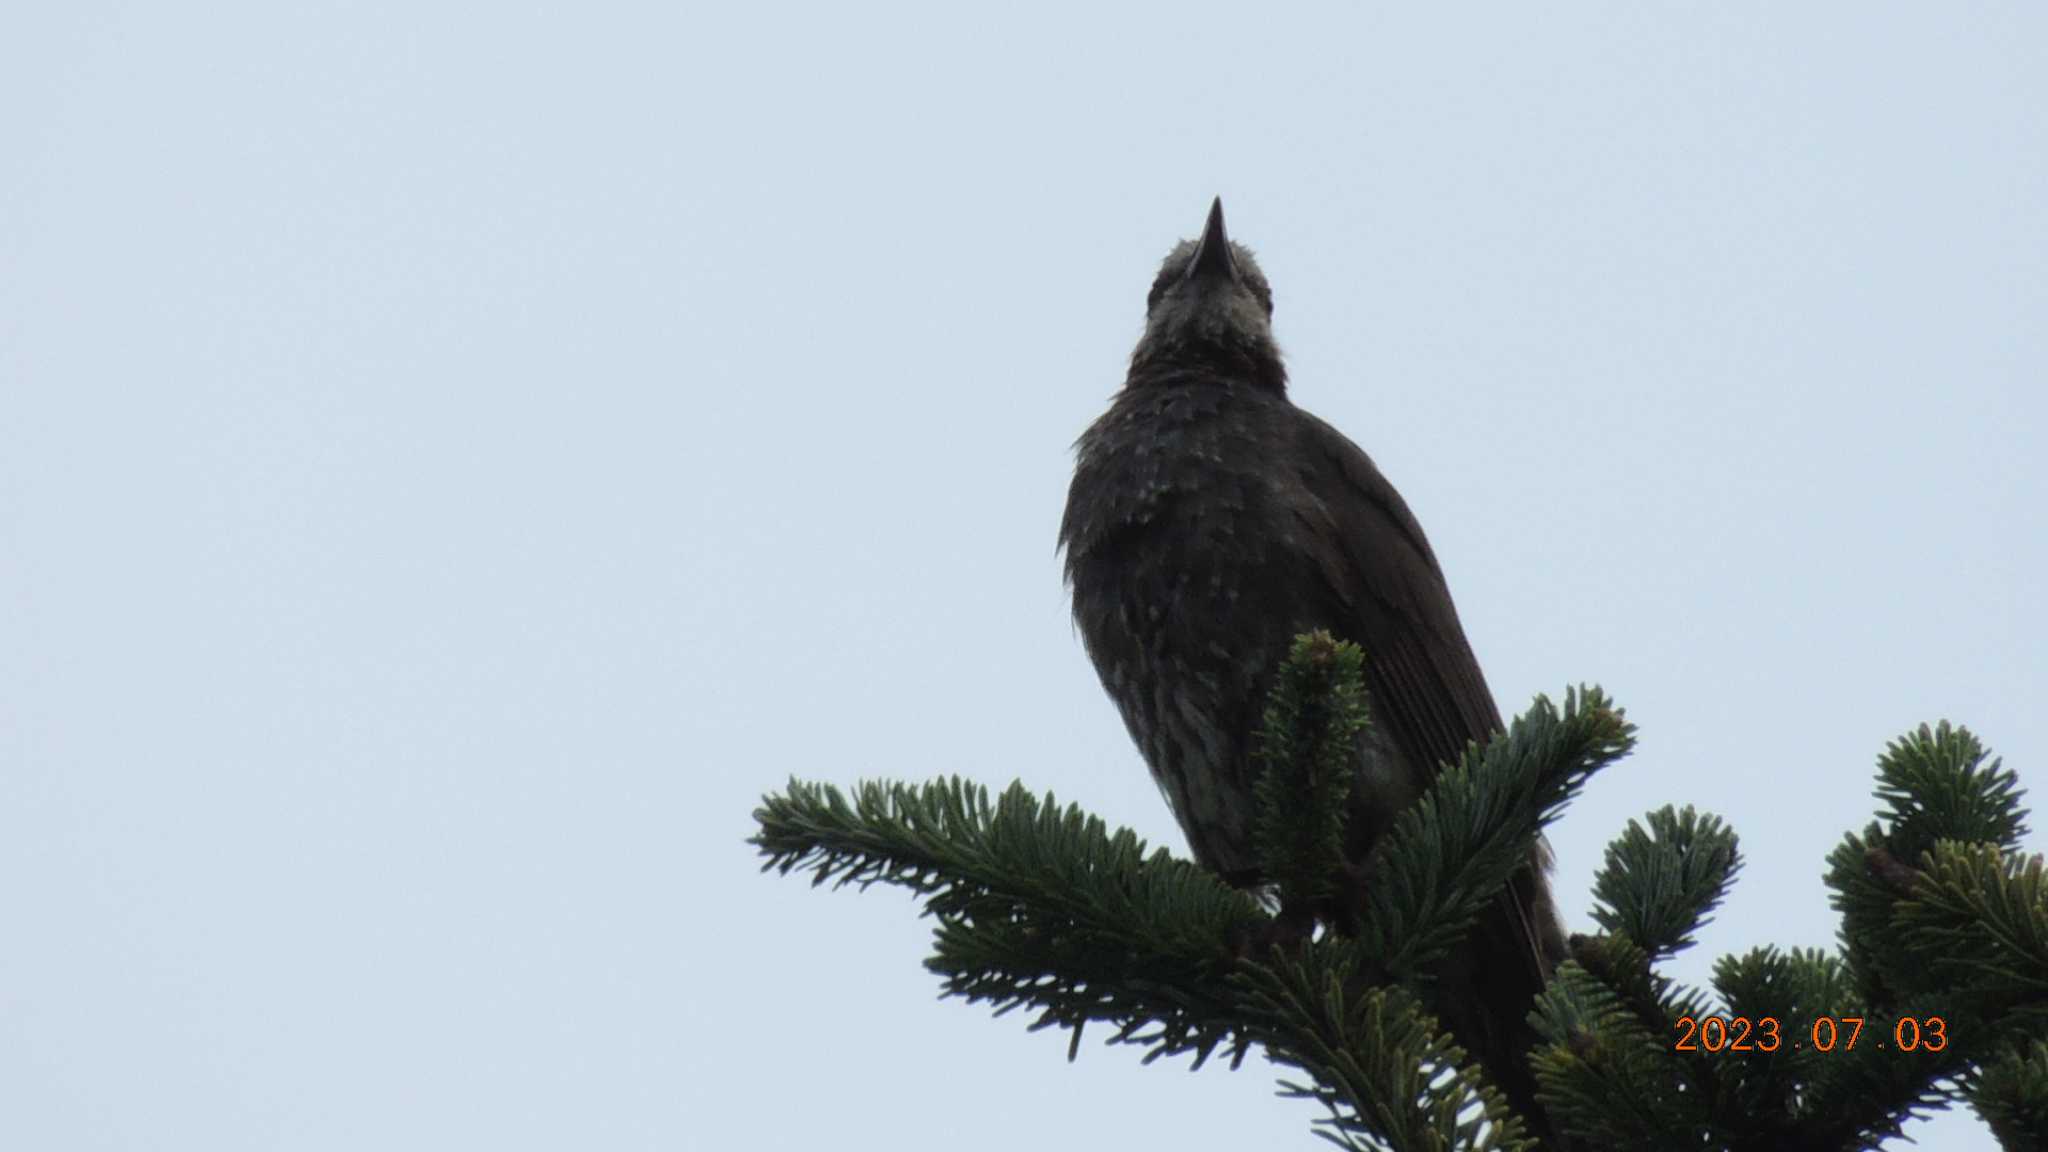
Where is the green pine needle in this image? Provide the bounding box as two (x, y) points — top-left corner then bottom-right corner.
(750, 665), (2045, 1152)
(1357, 686), (1635, 981)
(1972, 1040), (2048, 1148)
(1876, 722), (2029, 853)
(1253, 631), (1369, 913)
(1591, 805), (1740, 959)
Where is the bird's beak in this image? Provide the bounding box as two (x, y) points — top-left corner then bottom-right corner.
(1185, 197), (1238, 283)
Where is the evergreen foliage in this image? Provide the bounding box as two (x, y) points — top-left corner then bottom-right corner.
(1253, 632), (1368, 916)
(751, 633), (2048, 1150)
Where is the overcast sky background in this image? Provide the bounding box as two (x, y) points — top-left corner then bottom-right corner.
(5, 4), (2044, 1150)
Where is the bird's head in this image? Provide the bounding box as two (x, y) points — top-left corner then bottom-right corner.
(1130, 198), (1282, 387)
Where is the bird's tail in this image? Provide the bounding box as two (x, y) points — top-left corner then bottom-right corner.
(1433, 855), (1570, 1149)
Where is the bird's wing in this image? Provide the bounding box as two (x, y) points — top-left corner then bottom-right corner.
(1290, 410), (1555, 989)
(1292, 410), (1504, 755)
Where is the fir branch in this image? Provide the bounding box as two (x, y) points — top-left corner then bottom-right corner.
(1789, 991), (1974, 1151)
(1830, 724), (2042, 1020)
(1356, 687), (1635, 982)
(1557, 933), (1719, 1130)
(754, 773), (1532, 1150)
(1529, 961), (1713, 1147)
(1875, 722), (2029, 853)
(751, 667), (2043, 1151)
(1892, 842), (2048, 1022)
(1707, 946), (1857, 1146)
(1794, 723), (2045, 1147)
(1254, 631), (1369, 913)
(1591, 805), (1740, 960)
(1970, 1039), (2048, 1149)
(1236, 949), (1531, 1152)
(1566, 933), (1714, 1050)
(754, 776), (1264, 1065)
(1827, 823), (1923, 1006)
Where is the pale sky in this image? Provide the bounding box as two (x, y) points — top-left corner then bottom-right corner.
(5, 4), (2043, 1150)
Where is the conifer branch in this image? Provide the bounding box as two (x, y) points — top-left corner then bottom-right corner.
(1875, 722), (2029, 853)
(751, 646), (2046, 1151)
(1355, 686), (1635, 982)
(1254, 631), (1368, 914)
(1530, 961), (1713, 1146)
(755, 775), (1265, 1065)
(1891, 842), (2048, 1031)
(1592, 805), (1740, 960)
(1237, 951), (1529, 1151)
(1971, 1039), (2048, 1148)
(1709, 946), (1856, 1138)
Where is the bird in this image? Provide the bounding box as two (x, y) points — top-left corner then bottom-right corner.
(1057, 198), (1567, 1129)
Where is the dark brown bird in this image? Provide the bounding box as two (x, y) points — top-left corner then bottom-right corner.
(1058, 198), (1566, 1128)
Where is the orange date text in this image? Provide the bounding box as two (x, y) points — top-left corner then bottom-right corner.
(1672, 1015), (1947, 1053)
